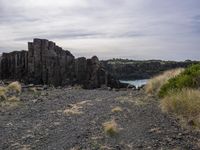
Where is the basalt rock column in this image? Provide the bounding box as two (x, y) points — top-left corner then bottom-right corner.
(0, 38), (125, 88)
(75, 57), (87, 84)
(75, 56), (109, 89)
(0, 51), (28, 80)
(28, 39), (75, 86)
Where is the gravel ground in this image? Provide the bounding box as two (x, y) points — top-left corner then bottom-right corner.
(0, 88), (200, 150)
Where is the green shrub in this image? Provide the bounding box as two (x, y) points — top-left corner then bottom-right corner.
(159, 63), (200, 97)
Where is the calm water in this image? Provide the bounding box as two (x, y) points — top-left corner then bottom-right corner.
(120, 79), (148, 88)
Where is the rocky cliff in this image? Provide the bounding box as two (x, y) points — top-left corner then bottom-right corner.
(102, 59), (198, 80)
(0, 39), (122, 88)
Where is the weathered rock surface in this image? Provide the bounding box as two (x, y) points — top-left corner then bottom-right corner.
(0, 39), (123, 89)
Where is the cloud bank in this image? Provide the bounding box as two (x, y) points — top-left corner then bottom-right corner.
(0, 0), (200, 60)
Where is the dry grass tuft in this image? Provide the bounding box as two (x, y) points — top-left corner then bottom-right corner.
(103, 120), (119, 136)
(64, 104), (83, 115)
(145, 68), (184, 95)
(0, 87), (7, 101)
(8, 96), (20, 102)
(0, 82), (22, 108)
(29, 87), (37, 93)
(111, 106), (123, 113)
(160, 89), (200, 128)
(64, 100), (91, 115)
(7, 81), (22, 93)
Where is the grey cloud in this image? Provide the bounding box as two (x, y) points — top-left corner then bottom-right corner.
(0, 0), (200, 60)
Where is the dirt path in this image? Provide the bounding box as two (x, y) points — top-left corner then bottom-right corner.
(0, 88), (200, 150)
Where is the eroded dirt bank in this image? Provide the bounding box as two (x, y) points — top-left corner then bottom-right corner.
(0, 88), (200, 150)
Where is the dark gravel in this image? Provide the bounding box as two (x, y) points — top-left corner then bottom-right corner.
(0, 88), (200, 150)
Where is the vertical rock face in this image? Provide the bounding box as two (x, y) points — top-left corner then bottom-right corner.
(0, 51), (28, 80)
(85, 56), (107, 88)
(75, 57), (87, 84)
(0, 38), (122, 88)
(27, 39), (75, 86)
(74, 56), (109, 88)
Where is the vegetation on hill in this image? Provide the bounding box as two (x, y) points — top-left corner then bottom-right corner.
(145, 63), (200, 129)
(145, 68), (184, 94)
(160, 89), (200, 128)
(159, 63), (200, 97)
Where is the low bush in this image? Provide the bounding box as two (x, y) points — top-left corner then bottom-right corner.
(159, 64), (200, 97)
(160, 89), (200, 128)
(145, 68), (184, 94)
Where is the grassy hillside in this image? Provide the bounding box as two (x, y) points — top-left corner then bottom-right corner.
(159, 64), (200, 97)
(145, 63), (200, 129)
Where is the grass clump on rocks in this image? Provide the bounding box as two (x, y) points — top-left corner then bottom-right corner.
(0, 81), (22, 107)
(0, 87), (7, 101)
(111, 106), (123, 113)
(7, 81), (22, 94)
(103, 119), (119, 136)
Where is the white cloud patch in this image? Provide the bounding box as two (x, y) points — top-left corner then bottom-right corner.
(0, 0), (200, 60)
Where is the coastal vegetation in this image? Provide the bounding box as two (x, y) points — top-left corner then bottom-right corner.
(145, 68), (184, 95)
(159, 64), (200, 97)
(146, 63), (200, 129)
(160, 89), (200, 128)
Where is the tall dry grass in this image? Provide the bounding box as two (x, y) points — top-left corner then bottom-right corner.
(145, 68), (184, 95)
(160, 89), (200, 128)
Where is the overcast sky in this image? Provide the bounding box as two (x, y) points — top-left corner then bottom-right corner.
(0, 0), (200, 60)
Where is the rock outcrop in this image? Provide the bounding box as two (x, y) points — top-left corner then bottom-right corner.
(27, 39), (75, 86)
(76, 56), (107, 88)
(0, 39), (123, 89)
(0, 51), (28, 80)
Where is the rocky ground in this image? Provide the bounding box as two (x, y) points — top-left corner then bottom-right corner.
(0, 87), (200, 150)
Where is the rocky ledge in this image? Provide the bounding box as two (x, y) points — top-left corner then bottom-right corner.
(0, 39), (125, 89)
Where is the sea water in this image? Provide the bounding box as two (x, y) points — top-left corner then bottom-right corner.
(120, 79), (148, 89)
